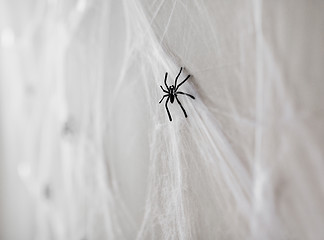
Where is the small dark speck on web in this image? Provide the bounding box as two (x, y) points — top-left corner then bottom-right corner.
(62, 117), (77, 136)
(43, 184), (52, 199)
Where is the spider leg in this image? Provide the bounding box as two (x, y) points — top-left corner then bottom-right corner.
(176, 74), (191, 91)
(159, 94), (168, 103)
(164, 72), (169, 90)
(160, 85), (168, 93)
(176, 91), (195, 99)
(165, 97), (172, 121)
(174, 67), (182, 88)
(175, 95), (187, 118)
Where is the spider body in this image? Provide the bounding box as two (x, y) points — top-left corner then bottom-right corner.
(169, 86), (175, 103)
(159, 67), (195, 121)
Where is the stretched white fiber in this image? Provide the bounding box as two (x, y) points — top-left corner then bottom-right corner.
(0, 0), (324, 240)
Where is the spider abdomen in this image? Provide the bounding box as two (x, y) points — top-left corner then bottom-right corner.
(170, 94), (175, 103)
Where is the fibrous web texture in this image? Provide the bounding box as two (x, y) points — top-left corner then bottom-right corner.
(0, 0), (324, 239)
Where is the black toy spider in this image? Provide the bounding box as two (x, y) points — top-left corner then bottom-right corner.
(159, 67), (195, 121)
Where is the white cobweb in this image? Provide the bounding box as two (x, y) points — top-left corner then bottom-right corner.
(0, 0), (324, 239)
